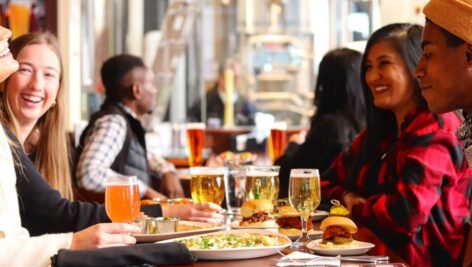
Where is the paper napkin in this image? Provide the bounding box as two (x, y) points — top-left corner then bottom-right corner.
(276, 251), (341, 267)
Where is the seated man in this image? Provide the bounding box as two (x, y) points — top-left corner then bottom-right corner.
(76, 54), (184, 201)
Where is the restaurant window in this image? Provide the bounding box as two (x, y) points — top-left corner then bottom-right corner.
(78, 0), (383, 128)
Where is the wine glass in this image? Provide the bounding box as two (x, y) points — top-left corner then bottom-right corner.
(288, 169), (320, 250)
(105, 175), (141, 222)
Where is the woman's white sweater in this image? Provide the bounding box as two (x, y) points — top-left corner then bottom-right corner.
(0, 126), (72, 267)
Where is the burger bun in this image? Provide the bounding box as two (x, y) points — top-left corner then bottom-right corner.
(239, 219), (279, 228)
(320, 216), (357, 233)
(277, 205), (299, 217)
(241, 199), (274, 218)
(278, 227), (301, 235)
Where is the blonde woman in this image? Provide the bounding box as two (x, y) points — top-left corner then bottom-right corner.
(0, 26), (147, 267)
(0, 33), (223, 236)
(0, 32), (73, 200)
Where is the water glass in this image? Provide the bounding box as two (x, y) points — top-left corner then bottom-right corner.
(224, 160), (246, 216)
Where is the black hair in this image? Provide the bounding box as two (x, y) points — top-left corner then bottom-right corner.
(313, 48), (365, 132)
(347, 23), (424, 188)
(100, 54), (146, 103)
(425, 18), (466, 47)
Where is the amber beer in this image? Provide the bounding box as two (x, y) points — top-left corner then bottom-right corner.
(268, 122), (287, 163)
(186, 123), (205, 166)
(105, 176), (141, 222)
(8, 2), (31, 39)
(190, 167), (226, 205)
(245, 166), (280, 203)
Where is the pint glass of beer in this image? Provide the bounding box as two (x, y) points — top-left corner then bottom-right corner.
(245, 165), (280, 203)
(268, 122), (287, 163)
(190, 166), (226, 205)
(105, 176), (141, 222)
(8, 1), (31, 39)
(186, 123), (205, 166)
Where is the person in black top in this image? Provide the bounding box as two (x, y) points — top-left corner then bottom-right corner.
(276, 48), (366, 198)
(12, 124), (223, 236)
(188, 66), (256, 126)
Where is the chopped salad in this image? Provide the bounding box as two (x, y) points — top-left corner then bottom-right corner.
(178, 233), (287, 249)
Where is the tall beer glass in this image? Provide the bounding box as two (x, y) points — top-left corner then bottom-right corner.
(105, 176), (141, 223)
(190, 166), (226, 205)
(245, 166), (280, 203)
(8, 1), (31, 39)
(186, 123), (205, 166)
(289, 169), (320, 250)
(268, 122), (287, 163)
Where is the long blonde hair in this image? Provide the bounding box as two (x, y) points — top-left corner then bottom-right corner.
(0, 32), (73, 200)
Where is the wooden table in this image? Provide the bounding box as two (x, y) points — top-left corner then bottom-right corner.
(167, 223), (408, 267)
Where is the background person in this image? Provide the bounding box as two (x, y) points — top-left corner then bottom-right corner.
(275, 48), (366, 198)
(76, 54), (184, 201)
(188, 66), (256, 126)
(321, 23), (471, 266)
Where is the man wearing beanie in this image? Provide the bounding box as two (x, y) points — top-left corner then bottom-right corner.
(416, 0), (472, 163)
(415, 0), (472, 266)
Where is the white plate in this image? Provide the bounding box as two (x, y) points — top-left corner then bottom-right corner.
(159, 229), (291, 260)
(311, 210), (329, 221)
(133, 221), (225, 242)
(230, 220), (279, 231)
(307, 239), (375, 256)
(283, 229), (323, 241)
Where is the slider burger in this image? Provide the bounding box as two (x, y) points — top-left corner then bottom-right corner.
(276, 205), (313, 235)
(319, 216), (357, 248)
(239, 199), (278, 227)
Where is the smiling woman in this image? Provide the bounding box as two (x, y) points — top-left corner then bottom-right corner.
(0, 32), (73, 200)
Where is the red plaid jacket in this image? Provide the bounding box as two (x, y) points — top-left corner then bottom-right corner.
(322, 108), (472, 267)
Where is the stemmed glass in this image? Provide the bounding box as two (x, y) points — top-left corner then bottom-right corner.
(288, 169), (320, 250)
(105, 175), (141, 222)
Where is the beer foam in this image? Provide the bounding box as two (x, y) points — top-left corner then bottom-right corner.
(106, 182), (136, 186)
(290, 173), (319, 178)
(271, 121), (287, 130)
(186, 123), (205, 129)
(190, 167), (226, 175)
(246, 171), (279, 177)
(290, 169), (319, 178)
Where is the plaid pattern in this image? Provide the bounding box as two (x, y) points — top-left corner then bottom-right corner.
(322, 109), (472, 267)
(76, 113), (149, 196)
